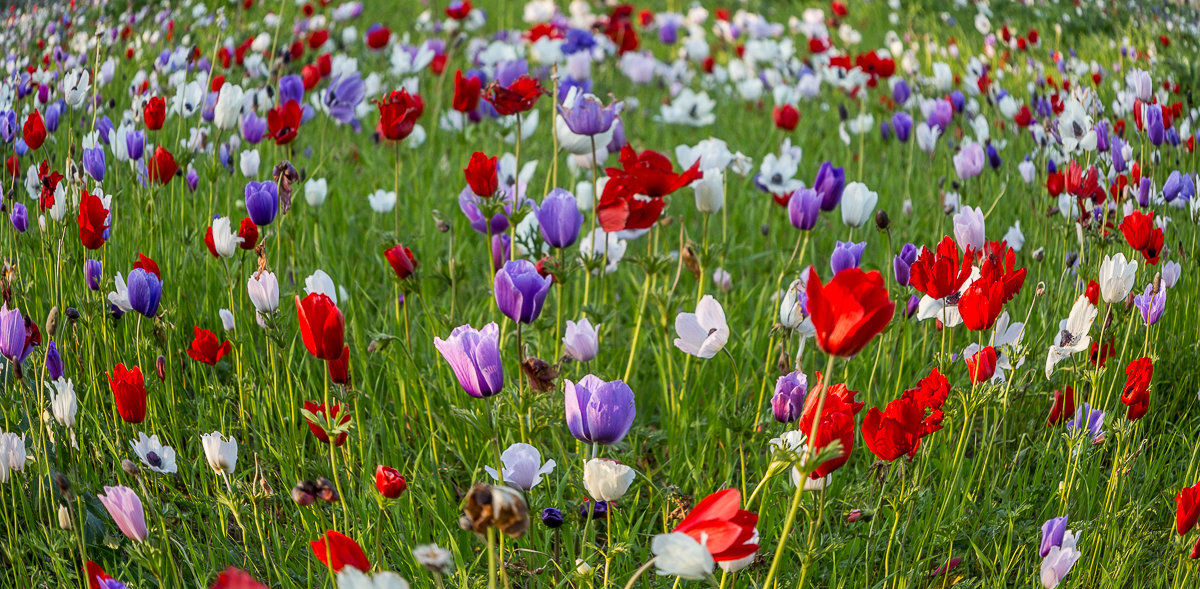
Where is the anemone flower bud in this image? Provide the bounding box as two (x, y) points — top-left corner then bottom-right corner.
(97, 485), (148, 542)
(565, 375), (636, 444)
(460, 483), (529, 538)
(582, 458), (635, 502)
(494, 260), (553, 324)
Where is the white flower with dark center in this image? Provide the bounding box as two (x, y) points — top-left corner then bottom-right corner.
(1045, 295), (1098, 378)
(673, 295), (729, 359)
(131, 432), (178, 474)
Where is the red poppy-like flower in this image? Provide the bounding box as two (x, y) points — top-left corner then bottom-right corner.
(795, 375), (862, 478)
(36, 160), (63, 212)
(909, 236), (973, 300)
(772, 104), (800, 131)
(375, 465), (408, 498)
(1119, 210), (1163, 265)
(377, 89), (424, 141)
(310, 530), (369, 573)
(148, 146), (178, 184)
(295, 293), (345, 361)
(84, 561), (113, 589)
(143, 96), (166, 130)
(304, 401), (351, 446)
(365, 26), (391, 50)
(596, 174), (665, 232)
(966, 346), (997, 383)
(1088, 337), (1115, 367)
(1046, 171), (1064, 196)
(238, 217), (259, 250)
(23, 109), (46, 150)
(1013, 105), (1033, 127)
(1083, 279), (1100, 305)
(187, 327), (232, 365)
(806, 267), (895, 358)
(78, 190), (110, 250)
(267, 99), (303, 145)
(906, 367), (951, 435)
(855, 50), (895, 78)
(108, 363), (147, 424)
(133, 253), (161, 278)
(445, 0), (472, 20)
(977, 241), (1027, 301)
(203, 225), (220, 258)
(607, 145), (702, 197)
(384, 244), (417, 279)
(862, 394), (926, 461)
(452, 70), (482, 113)
(603, 4), (639, 54)
(1048, 386), (1075, 425)
(463, 151), (499, 198)
(831, 0), (849, 17)
(483, 75), (545, 116)
(328, 346), (350, 385)
(211, 566), (268, 589)
(301, 64), (322, 89)
(1178, 480), (1200, 535)
(1119, 356), (1153, 420)
(307, 29), (329, 50)
(672, 489), (759, 561)
(958, 276), (1005, 332)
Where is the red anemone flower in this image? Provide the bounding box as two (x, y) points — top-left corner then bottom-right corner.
(310, 530), (369, 573)
(805, 267), (895, 358)
(463, 151), (499, 197)
(909, 236), (973, 300)
(148, 146), (178, 184)
(384, 244), (417, 279)
(143, 96), (166, 130)
(607, 145), (702, 197)
(966, 346), (998, 383)
(1048, 386), (1075, 425)
(108, 363), (147, 424)
(452, 70), (482, 113)
(483, 75), (545, 116)
(267, 99), (303, 145)
(78, 190), (111, 250)
(596, 174), (665, 232)
(377, 89), (425, 141)
(23, 109), (46, 150)
(304, 401), (351, 445)
(1119, 210), (1163, 265)
(862, 394), (925, 461)
(187, 326), (232, 365)
(1178, 480), (1200, 535)
(295, 293), (345, 361)
(672, 489), (759, 562)
(1119, 356), (1153, 420)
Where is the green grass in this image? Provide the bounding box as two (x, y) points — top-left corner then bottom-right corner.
(3, 0), (1200, 587)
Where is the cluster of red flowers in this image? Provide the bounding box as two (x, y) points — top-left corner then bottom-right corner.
(910, 236), (973, 301)
(862, 368), (951, 461)
(376, 89), (425, 142)
(1119, 356), (1154, 420)
(798, 373), (864, 478)
(960, 241), (1027, 331)
(595, 145), (703, 232)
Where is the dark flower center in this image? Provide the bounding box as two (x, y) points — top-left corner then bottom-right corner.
(1059, 329), (1076, 346)
(146, 451), (162, 467)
